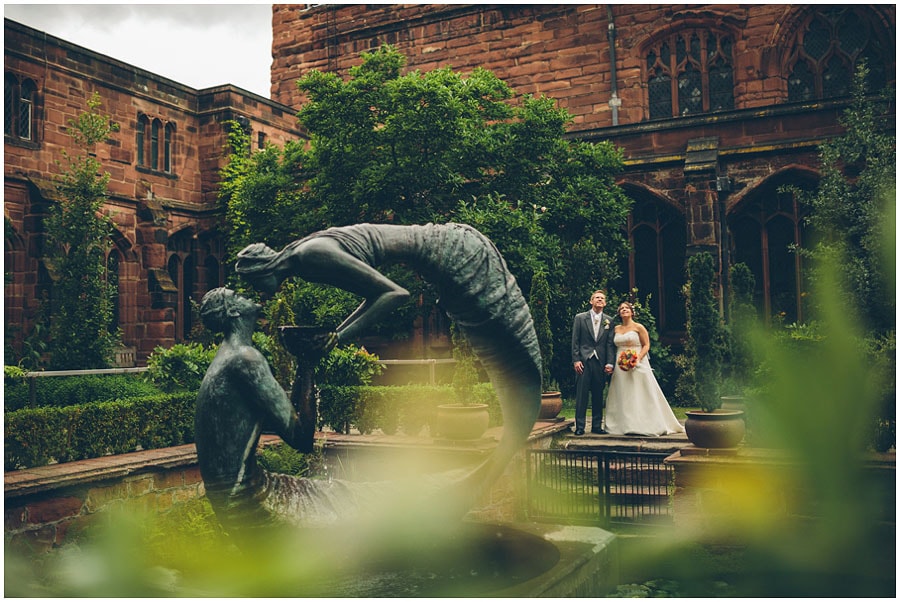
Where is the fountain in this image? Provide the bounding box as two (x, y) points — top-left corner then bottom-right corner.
(193, 224), (617, 595)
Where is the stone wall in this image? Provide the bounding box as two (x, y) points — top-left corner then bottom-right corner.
(5, 455), (204, 555)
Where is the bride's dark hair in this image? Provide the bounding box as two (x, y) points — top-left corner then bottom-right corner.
(617, 301), (635, 316)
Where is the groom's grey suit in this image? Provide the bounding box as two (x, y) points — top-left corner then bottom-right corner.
(571, 309), (617, 432)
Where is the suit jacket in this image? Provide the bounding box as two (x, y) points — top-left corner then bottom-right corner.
(571, 310), (617, 367)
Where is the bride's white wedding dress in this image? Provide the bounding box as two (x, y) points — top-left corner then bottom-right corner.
(605, 330), (684, 436)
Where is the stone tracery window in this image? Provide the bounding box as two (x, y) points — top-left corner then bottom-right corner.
(646, 30), (734, 120)
(787, 7), (890, 102)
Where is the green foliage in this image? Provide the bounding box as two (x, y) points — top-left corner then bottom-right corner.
(144, 343), (217, 393)
(793, 62), (895, 337)
(4, 373), (162, 412)
(723, 262), (757, 390)
(4, 365), (27, 385)
(44, 92), (120, 369)
(218, 45), (632, 383)
(5, 392), (195, 470)
(528, 271), (555, 391)
(607, 579), (684, 598)
(260, 284), (298, 388)
(9, 320), (49, 370)
(316, 343), (384, 388)
(449, 325), (482, 404)
(676, 252), (727, 411)
(257, 442), (325, 478)
(317, 383), (499, 436)
(783, 63), (895, 443)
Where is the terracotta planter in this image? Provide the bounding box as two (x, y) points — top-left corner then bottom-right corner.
(436, 403), (490, 440)
(538, 392), (563, 420)
(684, 409), (746, 448)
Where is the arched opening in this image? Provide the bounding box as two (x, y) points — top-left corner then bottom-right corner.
(728, 173), (817, 324)
(612, 189), (687, 339)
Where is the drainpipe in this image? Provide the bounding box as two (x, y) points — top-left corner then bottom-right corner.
(606, 6), (620, 126)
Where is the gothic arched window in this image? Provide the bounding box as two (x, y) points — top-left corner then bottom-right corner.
(612, 195), (687, 337)
(646, 30), (734, 120)
(728, 180), (815, 324)
(787, 7), (891, 102)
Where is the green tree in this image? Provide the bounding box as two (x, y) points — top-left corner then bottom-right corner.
(724, 262), (756, 390)
(795, 62), (895, 336)
(528, 271), (554, 391)
(676, 252), (727, 411)
(789, 63), (895, 447)
(220, 45), (632, 387)
(44, 92), (120, 369)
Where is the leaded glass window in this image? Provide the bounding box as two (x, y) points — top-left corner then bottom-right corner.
(787, 7), (890, 102)
(164, 122), (175, 172)
(5, 73), (38, 142)
(136, 114), (149, 166)
(150, 119), (160, 170)
(645, 30), (734, 120)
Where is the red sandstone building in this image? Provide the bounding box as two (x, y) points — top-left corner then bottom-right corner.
(4, 5), (895, 364)
(4, 18), (302, 364)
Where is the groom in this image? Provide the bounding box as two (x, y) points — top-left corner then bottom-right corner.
(571, 289), (616, 435)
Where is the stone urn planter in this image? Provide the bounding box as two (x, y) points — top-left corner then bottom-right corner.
(538, 391), (563, 420)
(436, 403), (490, 440)
(684, 409), (746, 449)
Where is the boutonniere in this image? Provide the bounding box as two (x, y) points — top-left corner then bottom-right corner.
(603, 319), (611, 330)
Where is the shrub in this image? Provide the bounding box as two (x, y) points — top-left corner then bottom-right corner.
(316, 344), (384, 388)
(5, 393), (195, 470)
(4, 373), (162, 412)
(145, 343), (216, 393)
(677, 252), (727, 411)
(317, 383), (499, 436)
(529, 271), (555, 391)
(258, 442), (325, 478)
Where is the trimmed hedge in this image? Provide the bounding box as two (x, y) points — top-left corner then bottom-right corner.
(5, 393), (195, 471)
(5, 383), (504, 470)
(318, 383), (500, 435)
(4, 372), (163, 412)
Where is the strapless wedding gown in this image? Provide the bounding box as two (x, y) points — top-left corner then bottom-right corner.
(604, 330), (684, 436)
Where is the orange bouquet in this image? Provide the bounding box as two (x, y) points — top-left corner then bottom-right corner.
(618, 349), (638, 371)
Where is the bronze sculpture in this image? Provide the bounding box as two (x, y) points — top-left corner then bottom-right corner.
(196, 223), (541, 536)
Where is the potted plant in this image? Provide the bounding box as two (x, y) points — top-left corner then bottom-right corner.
(529, 271), (563, 419)
(680, 252), (746, 448)
(435, 326), (490, 440)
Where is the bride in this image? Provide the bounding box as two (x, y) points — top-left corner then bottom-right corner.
(604, 302), (684, 437)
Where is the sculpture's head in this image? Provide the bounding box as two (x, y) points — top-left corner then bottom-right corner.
(200, 287), (259, 332)
(235, 243), (281, 296)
